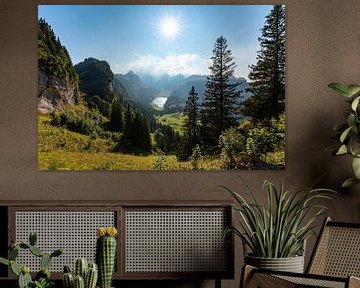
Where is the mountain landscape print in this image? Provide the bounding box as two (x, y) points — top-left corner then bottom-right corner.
(38, 5), (285, 170)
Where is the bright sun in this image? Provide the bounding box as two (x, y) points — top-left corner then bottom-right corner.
(160, 17), (179, 39)
(156, 13), (183, 42)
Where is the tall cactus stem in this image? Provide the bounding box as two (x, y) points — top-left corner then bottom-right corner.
(74, 258), (88, 280)
(96, 236), (116, 288)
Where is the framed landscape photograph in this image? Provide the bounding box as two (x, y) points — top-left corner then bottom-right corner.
(38, 4), (285, 170)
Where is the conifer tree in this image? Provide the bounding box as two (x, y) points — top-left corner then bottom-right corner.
(200, 36), (241, 153)
(184, 86), (199, 150)
(242, 5), (285, 122)
(121, 106), (152, 154)
(108, 98), (124, 132)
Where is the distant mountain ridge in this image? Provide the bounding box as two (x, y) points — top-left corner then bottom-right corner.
(115, 71), (252, 113)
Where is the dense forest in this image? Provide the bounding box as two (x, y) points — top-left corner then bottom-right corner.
(38, 5), (285, 170)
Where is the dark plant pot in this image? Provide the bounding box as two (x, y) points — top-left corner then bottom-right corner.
(245, 254), (304, 273)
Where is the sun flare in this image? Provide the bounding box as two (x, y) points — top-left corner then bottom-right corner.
(160, 16), (179, 39)
(156, 12), (184, 42)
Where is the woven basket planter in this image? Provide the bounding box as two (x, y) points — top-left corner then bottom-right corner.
(245, 254), (305, 273)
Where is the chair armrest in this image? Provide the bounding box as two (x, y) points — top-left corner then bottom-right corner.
(240, 265), (296, 288)
(349, 276), (360, 288)
(240, 265), (350, 288)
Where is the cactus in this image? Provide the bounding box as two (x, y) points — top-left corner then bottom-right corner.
(64, 265), (72, 273)
(10, 260), (20, 276)
(35, 268), (50, 281)
(74, 258), (87, 279)
(51, 248), (64, 257)
(63, 272), (74, 288)
(96, 227), (118, 288)
(0, 232), (63, 288)
(63, 259), (98, 288)
(18, 270), (32, 288)
(41, 253), (52, 270)
(29, 245), (44, 257)
(74, 275), (85, 288)
(9, 246), (19, 260)
(29, 232), (37, 246)
(85, 263), (98, 288)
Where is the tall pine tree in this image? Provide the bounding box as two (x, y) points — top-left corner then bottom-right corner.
(184, 86), (199, 150)
(108, 97), (124, 132)
(200, 36), (241, 153)
(121, 106), (152, 155)
(242, 5), (285, 122)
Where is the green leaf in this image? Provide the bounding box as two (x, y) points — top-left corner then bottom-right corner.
(347, 85), (360, 97)
(336, 144), (348, 155)
(342, 177), (360, 188)
(352, 157), (360, 179)
(347, 114), (356, 128)
(349, 135), (360, 156)
(340, 127), (352, 143)
(351, 96), (360, 111)
(328, 83), (351, 97)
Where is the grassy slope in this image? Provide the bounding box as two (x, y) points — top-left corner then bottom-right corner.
(39, 152), (194, 170)
(38, 114), (114, 153)
(156, 112), (185, 135)
(39, 113), (222, 170)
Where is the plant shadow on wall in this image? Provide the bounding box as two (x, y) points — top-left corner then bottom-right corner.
(37, 5), (286, 170)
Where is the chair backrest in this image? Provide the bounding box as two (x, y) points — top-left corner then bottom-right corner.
(307, 217), (360, 277)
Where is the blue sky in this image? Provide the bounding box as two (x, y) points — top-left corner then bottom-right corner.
(38, 5), (274, 77)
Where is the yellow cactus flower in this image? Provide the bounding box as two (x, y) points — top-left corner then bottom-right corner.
(96, 227), (118, 237)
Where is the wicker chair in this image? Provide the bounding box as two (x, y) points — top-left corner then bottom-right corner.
(241, 217), (360, 288)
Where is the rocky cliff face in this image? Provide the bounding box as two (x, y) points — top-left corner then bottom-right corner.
(38, 70), (79, 114)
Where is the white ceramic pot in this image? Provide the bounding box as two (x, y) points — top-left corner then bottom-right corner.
(245, 254), (305, 273)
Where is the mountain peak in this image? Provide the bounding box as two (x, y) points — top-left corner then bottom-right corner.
(126, 70), (136, 76)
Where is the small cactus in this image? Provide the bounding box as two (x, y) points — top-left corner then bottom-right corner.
(74, 275), (85, 288)
(10, 260), (20, 276)
(96, 227), (118, 288)
(63, 272), (74, 288)
(18, 269), (32, 288)
(9, 247), (19, 260)
(0, 232), (63, 288)
(29, 232), (37, 246)
(63, 259), (98, 288)
(51, 248), (64, 257)
(74, 258), (87, 279)
(41, 253), (52, 270)
(85, 263), (98, 288)
(29, 245), (44, 257)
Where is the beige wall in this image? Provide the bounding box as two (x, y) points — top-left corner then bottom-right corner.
(1, 0), (360, 287)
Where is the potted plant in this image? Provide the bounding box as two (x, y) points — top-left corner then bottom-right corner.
(223, 179), (334, 273)
(0, 232), (63, 288)
(328, 83), (360, 187)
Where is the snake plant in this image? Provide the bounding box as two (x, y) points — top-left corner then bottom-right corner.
(223, 179), (335, 258)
